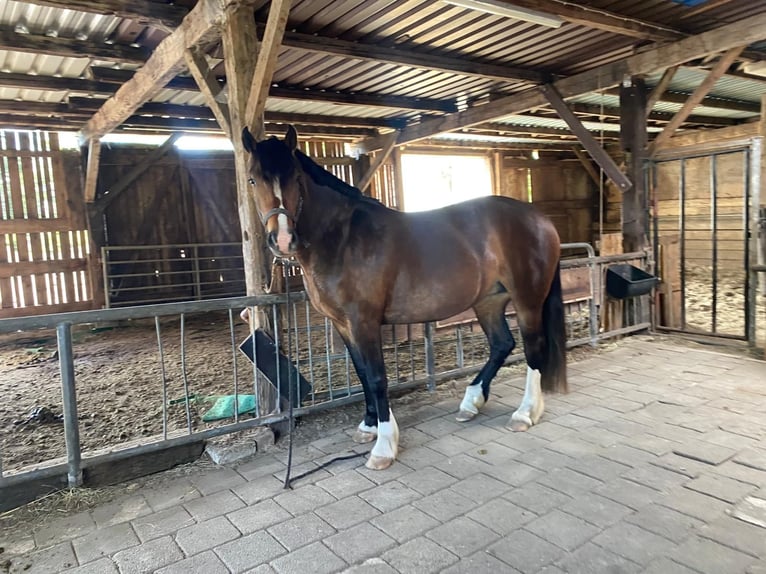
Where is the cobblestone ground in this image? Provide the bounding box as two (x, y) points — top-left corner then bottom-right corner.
(2, 338), (765, 574)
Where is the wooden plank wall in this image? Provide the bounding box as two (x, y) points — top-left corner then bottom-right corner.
(0, 131), (100, 318)
(498, 157), (595, 245)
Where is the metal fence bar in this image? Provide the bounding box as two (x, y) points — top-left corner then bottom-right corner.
(57, 322), (82, 487)
(424, 322), (436, 391)
(155, 316), (169, 440)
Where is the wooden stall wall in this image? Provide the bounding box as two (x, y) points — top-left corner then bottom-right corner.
(498, 156), (596, 245)
(0, 130), (101, 318)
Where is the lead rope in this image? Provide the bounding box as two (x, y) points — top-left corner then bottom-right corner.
(280, 258), (368, 490)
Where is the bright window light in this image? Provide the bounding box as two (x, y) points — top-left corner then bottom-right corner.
(401, 153), (492, 212)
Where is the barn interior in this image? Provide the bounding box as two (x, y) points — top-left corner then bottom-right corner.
(1, 0), (766, 529)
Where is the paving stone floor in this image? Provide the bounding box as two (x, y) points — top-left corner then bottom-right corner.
(3, 338), (766, 574)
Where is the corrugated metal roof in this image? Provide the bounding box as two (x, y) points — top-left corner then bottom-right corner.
(0, 0), (762, 144)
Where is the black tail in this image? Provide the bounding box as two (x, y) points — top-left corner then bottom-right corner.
(540, 263), (568, 393)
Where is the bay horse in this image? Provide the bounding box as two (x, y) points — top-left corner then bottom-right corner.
(242, 126), (567, 470)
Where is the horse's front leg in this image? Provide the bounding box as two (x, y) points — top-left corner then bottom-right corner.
(344, 327), (399, 470)
(337, 330), (379, 444)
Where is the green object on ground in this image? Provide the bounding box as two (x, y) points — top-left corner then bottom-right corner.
(202, 394), (257, 422)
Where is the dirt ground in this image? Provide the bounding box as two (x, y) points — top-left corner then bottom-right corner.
(0, 310), (512, 472)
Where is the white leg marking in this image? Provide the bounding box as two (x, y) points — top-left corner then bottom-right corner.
(509, 367), (544, 431)
(353, 419), (378, 444)
(456, 383), (485, 422)
(367, 409), (399, 470)
(358, 421), (377, 434)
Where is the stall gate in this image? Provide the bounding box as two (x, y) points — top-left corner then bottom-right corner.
(650, 138), (762, 344)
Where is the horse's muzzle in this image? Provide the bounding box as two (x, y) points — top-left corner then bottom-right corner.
(267, 229), (299, 258)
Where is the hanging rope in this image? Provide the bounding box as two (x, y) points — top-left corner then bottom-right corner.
(280, 259), (368, 489)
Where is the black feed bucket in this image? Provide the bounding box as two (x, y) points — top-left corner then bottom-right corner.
(605, 264), (658, 299)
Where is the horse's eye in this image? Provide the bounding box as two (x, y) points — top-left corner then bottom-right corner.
(248, 178), (256, 185)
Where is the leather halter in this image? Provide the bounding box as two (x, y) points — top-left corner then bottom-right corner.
(253, 176), (304, 229)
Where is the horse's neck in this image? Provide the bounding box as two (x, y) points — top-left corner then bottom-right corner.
(296, 180), (355, 263)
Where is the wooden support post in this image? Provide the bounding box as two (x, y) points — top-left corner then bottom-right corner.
(222, 5), (267, 304)
(357, 131), (398, 193)
(541, 83), (632, 192)
(620, 77), (648, 253)
(244, 0), (292, 130)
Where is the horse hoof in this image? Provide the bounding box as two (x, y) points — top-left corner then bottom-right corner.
(353, 429), (377, 443)
(366, 455), (395, 470)
(508, 419), (530, 432)
(456, 410), (477, 422)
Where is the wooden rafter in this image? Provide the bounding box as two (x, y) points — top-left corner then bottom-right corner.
(495, 0), (682, 41)
(645, 66), (679, 116)
(81, 0), (253, 140)
(85, 67), (456, 113)
(541, 84), (631, 191)
(0, 30), (149, 63)
(354, 12), (766, 153)
(274, 27), (542, 83)
(82, 138), (101, 203)
(184, 48), (232, 139)
(605, 87), (760, 113)
(650, 46), (746, 152)
(10, 0), (188, 29)
(245, 0), (292, 131)
(357, 132), (399, 193)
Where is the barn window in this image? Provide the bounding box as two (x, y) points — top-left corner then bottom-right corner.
(400, 153), (492, 212)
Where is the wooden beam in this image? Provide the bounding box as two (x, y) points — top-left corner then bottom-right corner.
(83, 138), (101, 202)
(184, 47), (232, 139)
(606, 87), (760, 113)
(270, 85), (456, 112)
(355, 12), (766, 152)
(357, 132), (398, 193)
(276, 27), (542, 83)
(564, 102), (737, 126)
(81, 0), (248, 140)
(0, 30), (149, 64)
(495, 0), (682, 42)
(245, 0), (292, 131)
(92, 133), (181, 212)
(646, 65), (679, 116)
(11, 0), (188, 29)
(651, 46), (746, 152)
(89, 66), (456, 112)
(541, 84), (631, 191)
(573, 148), (600, 188)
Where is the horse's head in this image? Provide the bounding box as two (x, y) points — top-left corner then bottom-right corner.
(242, 125), (303, 258)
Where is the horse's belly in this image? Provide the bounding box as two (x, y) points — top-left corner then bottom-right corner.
(383, 280), (478, 325)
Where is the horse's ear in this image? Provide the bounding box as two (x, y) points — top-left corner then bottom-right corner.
(285, 125), (298, 151)
(241, 127), (256, 154)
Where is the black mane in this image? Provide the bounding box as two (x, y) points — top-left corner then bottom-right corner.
(295, 150), (381, 205)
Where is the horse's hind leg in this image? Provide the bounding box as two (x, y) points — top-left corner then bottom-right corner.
(457, 294), (515, 422)
(509, 309), (546, 432)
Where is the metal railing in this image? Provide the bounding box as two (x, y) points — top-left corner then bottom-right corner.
(102, 243), (245, 307)
(0, 247), (650, 504)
